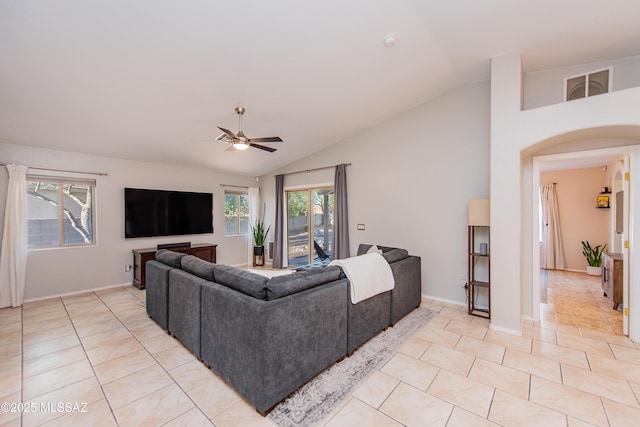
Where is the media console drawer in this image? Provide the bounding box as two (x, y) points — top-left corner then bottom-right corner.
(132, 244), (217, 289)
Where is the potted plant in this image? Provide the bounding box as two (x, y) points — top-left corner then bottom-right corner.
(251, 219), (270, 257)
(581, 240), (607, 276)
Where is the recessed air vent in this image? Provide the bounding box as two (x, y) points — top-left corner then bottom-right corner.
(564, 67), (612, 101)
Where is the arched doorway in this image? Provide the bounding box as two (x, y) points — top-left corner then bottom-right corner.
(528, 140), (640, 338)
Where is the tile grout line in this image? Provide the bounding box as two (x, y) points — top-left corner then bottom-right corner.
(62, 292), (120, 427)
(94, 287), (214, 426)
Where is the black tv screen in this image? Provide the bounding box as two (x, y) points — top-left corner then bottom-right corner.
(124, 188), (213, 238)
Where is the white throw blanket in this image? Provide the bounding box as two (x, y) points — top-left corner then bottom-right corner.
(329, 253), (394, 304)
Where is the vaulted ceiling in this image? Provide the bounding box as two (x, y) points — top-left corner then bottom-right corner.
(1, 1), (639, 175)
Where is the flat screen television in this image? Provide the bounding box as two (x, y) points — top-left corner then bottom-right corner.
(124, 187), (213, 238)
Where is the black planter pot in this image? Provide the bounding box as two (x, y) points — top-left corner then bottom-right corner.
(253, 246), (265, 256)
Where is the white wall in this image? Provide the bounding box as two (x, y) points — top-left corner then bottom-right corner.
(0, 143), (255, 300)
(524, 55), (640, 110)
(491, 52), (640, 334)
(261, 82), (491, 304)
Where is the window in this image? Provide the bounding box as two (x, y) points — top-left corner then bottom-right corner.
(224, 191), (249, 235)
(286, 187), (334, 267)
(564, 67), (612, 101)
(26, 176), (96, 248)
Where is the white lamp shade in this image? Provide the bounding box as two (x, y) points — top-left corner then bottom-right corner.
(468, 199), (490, 226)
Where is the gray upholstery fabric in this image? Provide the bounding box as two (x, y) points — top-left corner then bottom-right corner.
(347, 288), (391, 354)
(389, 255), (422, 325)
(181, 255), (216, 281)
(200, 279), (348, 414)
(168, 269), (206, 358)
(356, 244), (372, 256)
(145, 260), (173, 331)
(214, 266), (269, 300)
(142, 244), (421, 414)
(266, 266), (341, 300)
(155, 249), (186, 268)
(357, 244), (405, 256)
(382, 248), (409, 264)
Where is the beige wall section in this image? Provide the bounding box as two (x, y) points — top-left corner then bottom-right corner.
(261, 82), (491, 305)
(540, 167), (610, 271)
(0, 142), (255, 300)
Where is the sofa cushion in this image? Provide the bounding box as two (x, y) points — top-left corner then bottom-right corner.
(156, 249), (186, 268)
(357, 244), (409, 263)
(266, 266), (342, 300)
(382, 248), (409, 263)
(181, 255), (216, 281)
(214, 266), (269, 300)
(357, 244), (372, 256)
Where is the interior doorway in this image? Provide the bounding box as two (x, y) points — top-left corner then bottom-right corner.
(532, 146), (637, 336)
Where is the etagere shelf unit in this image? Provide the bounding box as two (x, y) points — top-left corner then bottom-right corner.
(468, 199), (490, 319)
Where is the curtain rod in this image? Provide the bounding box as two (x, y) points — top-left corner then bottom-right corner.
(283, 162), (351, 177)
(0, 163), (108, 176)
(220, 184), (249, 189)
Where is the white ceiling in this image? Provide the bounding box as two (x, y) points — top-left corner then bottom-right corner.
(1, 1), (640, 176)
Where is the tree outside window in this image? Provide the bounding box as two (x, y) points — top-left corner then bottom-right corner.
(26, 177), (96, 248)
(224, 192), (248, 235)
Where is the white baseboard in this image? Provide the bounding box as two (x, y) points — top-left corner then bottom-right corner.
(23, 282), (134, 304)
(489, 323), (523, 336)
(421, 294), (466, 307)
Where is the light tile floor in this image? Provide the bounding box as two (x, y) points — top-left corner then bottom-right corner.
(1, 270), (639, 426)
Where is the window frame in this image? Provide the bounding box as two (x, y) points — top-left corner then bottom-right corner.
(563, 66), (613, 102)
(26, 175), (97, 249)
(224, 190), (249, 236)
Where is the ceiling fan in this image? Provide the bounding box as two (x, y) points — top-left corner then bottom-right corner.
(216, 107), (282, 152)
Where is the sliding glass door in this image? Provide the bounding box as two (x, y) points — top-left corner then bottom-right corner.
(287, 187), (334, 267)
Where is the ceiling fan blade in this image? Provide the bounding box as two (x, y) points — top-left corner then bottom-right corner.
(248, 136), (282, 143)
(215, 133), (233, 143)
(225, 145), (236, 151)
(217, 126), (237, 140)
(250, 143), (277, 153)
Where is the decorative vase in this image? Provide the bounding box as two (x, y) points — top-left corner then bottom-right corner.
(254, 246), (265, 256)
(586, 266), (602, 276)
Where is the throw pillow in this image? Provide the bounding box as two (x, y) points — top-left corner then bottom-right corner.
(367, 244), (383, 255)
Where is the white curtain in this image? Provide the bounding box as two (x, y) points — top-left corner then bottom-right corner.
(0, 164), (28, 307)
(540, 183), (567, 270)
(247, 187), (260, 265)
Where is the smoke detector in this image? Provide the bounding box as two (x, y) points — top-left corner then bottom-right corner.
(383, 34), (396, 48)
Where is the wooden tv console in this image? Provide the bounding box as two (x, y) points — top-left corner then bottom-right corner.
(132, 243), (217, 289)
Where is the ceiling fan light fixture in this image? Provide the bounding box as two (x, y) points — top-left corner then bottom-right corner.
(233, 142), (250, 150)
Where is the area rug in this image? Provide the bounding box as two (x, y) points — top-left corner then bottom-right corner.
(268, 307), (435, 427)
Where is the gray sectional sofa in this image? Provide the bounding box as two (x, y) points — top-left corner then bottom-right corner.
(145, 244), (421, 415)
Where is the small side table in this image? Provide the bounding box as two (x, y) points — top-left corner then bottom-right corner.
(253, 253), (264, 267)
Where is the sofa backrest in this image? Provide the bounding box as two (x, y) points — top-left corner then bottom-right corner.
(356, 244), (409, 263)
(181, 255), (216, 281)
(170, 254), (344, 301)
(213, 265), (269, 299)
(156, 249), (187, 268)
(266, 266), (342, 300)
